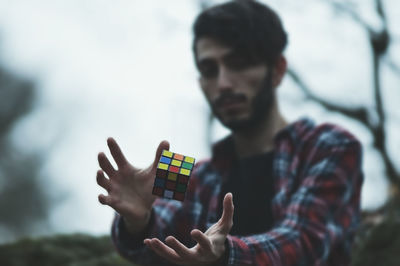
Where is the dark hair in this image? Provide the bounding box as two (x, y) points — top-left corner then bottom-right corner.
(193, 0), (288, 67)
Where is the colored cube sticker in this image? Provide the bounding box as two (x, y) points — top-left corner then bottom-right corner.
(152, 150), (195, 201)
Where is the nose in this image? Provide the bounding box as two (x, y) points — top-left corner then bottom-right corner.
(216, 66), (234, 92)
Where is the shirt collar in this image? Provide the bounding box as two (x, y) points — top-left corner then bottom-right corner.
(210, 117), (315, 174)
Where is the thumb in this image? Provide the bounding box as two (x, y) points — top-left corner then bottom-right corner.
(219, 192), (234, 235)
(152, 140), (170, 168)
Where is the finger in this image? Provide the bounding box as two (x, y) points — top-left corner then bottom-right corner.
(145, 238), (181, 263)
(98, 152), (116, 177)
(190, 229), (212, 252)
(98, 194), (113, 206)
(152, 140), (170, 168)
(218, 192), (234, 234)
(165, 236), (194, 258)
(96, 170), (111, 191)
(107, 137), (128, 169)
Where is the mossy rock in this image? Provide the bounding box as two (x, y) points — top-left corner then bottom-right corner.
(0, 234), (135, 266)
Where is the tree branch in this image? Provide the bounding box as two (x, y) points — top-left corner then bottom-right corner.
(384, 57), (400, 76)
(328, 0), (373, 32)
(286, 68), (370, 129)
(322, 0), (400, 189)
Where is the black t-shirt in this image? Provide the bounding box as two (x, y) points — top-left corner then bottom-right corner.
(220, 151), (275, 236)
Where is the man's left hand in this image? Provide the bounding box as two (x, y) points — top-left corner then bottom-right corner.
(144, 192), (234, 266)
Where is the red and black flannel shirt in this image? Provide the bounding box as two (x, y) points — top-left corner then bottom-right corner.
(111, 118), (364, 266)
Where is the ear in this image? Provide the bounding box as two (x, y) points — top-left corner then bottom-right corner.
(272, 55), (287, 88)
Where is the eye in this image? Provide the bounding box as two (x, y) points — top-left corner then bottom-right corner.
(225, 54), (253, 71)
(198, 60), (218, 79)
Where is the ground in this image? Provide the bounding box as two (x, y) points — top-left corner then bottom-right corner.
(1, 200), (399, 266)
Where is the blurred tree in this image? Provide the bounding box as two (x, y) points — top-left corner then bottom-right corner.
(288, 1), (400, 260)
(287, 0), (400, 202)
(0, 64), (54, 242)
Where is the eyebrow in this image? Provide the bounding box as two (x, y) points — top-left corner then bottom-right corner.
(197, 50), (235, 65)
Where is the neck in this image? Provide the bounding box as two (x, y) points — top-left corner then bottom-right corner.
(232, 100), (287, 159)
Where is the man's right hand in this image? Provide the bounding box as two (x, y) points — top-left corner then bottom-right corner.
(96, 137), (170, 235)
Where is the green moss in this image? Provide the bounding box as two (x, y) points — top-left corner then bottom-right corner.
(0, 234), (135, 266)
(351, 198), (400, 266)
(351, 219), (400, 266)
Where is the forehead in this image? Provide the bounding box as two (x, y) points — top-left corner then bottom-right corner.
(196, 37), (233, 62)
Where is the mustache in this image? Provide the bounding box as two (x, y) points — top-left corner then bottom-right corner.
(214, 92), (247, 106)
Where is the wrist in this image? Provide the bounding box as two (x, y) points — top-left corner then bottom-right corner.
(123, 210), (152, 236)
(212, 239), (229, 266)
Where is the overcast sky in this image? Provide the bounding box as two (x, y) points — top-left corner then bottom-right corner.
(0, 0), (399, 240)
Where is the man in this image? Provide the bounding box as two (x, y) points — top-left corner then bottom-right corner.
(96, 0), (363, 265)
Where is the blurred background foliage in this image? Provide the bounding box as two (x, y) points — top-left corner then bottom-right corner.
(0, 64), (56, 242)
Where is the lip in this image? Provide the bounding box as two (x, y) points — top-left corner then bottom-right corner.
(220, 100), (242, 109)
(217, 98), (246, 111)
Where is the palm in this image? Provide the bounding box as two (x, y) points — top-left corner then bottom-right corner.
(189, 223), (226, 262)
(143, 193), (234, 266)
(192, 206), (232, 260)
(97, 137), (169, 223)
(203, 223), (226, 252)
(110, 165), (154, 220)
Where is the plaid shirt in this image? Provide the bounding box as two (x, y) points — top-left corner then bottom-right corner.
(111, 118), (363, 266)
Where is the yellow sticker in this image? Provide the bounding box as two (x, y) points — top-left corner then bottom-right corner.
(162, 150), (173, 158)
(180, 168), (191, 176)
(158, 163), (169, 170)
(168, 172), (177, 181)
(184, 156), (195, 164)
(171, 159), (182, 167)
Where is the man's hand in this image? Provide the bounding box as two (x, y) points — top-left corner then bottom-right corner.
(96, 137), (169, 234)
(144, 193), (234, 266)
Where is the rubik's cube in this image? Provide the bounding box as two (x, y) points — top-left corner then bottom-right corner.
(152, 150), (195, 201)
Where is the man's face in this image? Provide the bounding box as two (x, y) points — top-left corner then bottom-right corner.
(196, 37), (275, 131)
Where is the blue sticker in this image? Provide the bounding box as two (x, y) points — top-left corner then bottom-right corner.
(154, 178), (165, 188)
(160, 156), (171, 165)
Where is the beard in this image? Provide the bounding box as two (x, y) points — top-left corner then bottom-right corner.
(211, 70), (274, 132)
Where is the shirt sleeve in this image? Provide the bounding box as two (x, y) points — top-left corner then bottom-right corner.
(225, 138), (364, 265)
